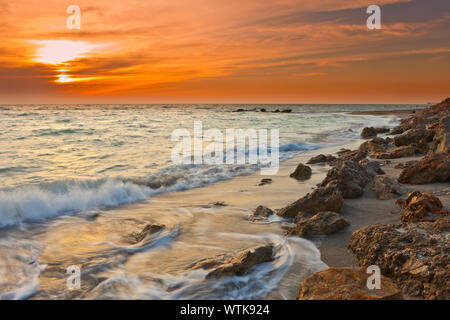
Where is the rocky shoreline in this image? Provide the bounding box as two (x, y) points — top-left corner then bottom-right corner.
(289, 98), (449, 300)
(245, 98), (448, 300)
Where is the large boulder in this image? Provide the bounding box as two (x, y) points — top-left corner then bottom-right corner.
(432, 115), (450, 154)
(189, 245), (274, 279)
(276, 186), (343, 219)
(349, 219), (450, 299)
(393, 127), (435, 147)
(290, 163), (312, 180)
(318, 160), (373, 198)
(373, 175), (403, 200)
(297, 267), (402, 300)
(286, 211), (350, 237)
(361, 127), (377, 139)
(398, 153), (450, 184)
(396, 191), (449, 223)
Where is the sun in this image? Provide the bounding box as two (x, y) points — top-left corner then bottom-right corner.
(31, 40), (99, 65)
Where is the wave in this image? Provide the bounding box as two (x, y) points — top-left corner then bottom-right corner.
(0, 141), (321, 229)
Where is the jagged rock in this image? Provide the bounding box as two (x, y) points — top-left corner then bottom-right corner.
(290, 163), (312, 180)
(361, 127), (377, 139)
(349, 219), (450, 299)
(202, 201), (228, 208)
(373, 145), (423, 159)
(432, 115), (450, 154)
(398, 153), (450, 184)
(286, 212), (349, 237)
(318, 160), (373, 198)
(396, 191), (449, 223)
(297, 267), (402, 300)
(249, 205), (274, 221)
(337, 150), (368, 162)
(126, 224), (165, 244)
(189, 245), (274, 279)
(358, 138), (388, 153)
(373, 175), (403, 200)
(277, 186), (343, 218)
(307, 154), (336, 164)
(393, 127), (435, 147)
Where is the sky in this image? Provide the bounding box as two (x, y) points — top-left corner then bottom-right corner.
(0, 0), (449, 104)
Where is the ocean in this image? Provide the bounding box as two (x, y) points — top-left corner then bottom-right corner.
(0, 104), (422, 299)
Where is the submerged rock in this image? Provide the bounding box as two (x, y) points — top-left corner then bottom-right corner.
(373, 175), (403, 200)
(189, 245), (274, 279)
(349, 219), (450, 299)
(249, 205), (274, 221)
(286, 211), (349, 237)
(127, 224), (165, 244)
(290, 163), (312, 180)
(297, 267), (402, 300)
(397, 191), (449, 223)
(277, 186), (343, 219)
(398, 153), (450, 184)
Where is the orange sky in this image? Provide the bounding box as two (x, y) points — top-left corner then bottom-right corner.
(0, 0), (449, 104)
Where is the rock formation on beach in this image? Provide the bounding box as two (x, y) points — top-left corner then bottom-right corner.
(291, 97), (450, 300)
(289, 163), (312, 180)
(189, 245), (274, 279)
(297, 267), (402, 300)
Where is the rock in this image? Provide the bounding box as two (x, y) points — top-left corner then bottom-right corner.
(396, 191), (449, 223)
(394, 160), (417, 169)
(318, 160), (373, 198)
(373, 175), (403, 200)
(127, 224), (165, 244)
(306, 154), (336, 164)
(250, 205), (274, 221)
(360, 160), (385, 176)
(290, 163), (312, 180)
(398, 153), (450, 184)
(375, 127), (390, 134)
(432, 115), (450, 154)
(358, 139), (387, 153)
(393, 127), (435, 147)
(337, 150), (367, 162)
(297, 267), (402, 300)
(258, 178), (273, 186)
(233, 108), (246, 112)
(286, 212), (350, 237)
(189, 245), (274, 279)
(260, 108), (266, 112)
(349, 219), (450, 299)
(281, 109), (292, 113)
(361, 127), (377, 139)
(202, 201), (228, 208)
(373, 145), (424, 159)
(277, 186), (343, 218)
